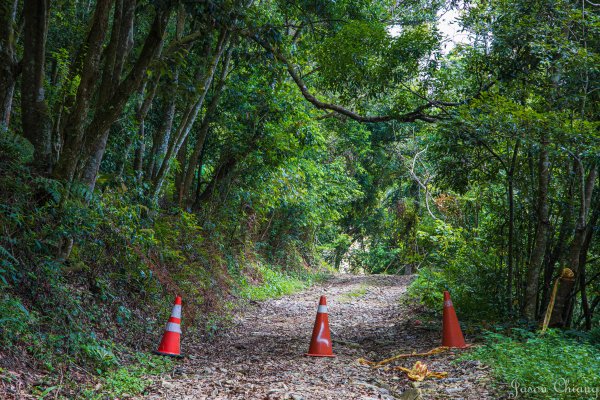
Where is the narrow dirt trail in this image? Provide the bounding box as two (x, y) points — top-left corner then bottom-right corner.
(142, 275), (496, 400)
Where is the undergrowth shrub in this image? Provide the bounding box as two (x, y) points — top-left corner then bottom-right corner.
(80, 353), (173, 399)
(408, 219), (506, 320)
(350, 243), (401, 274)
(0, 131), (329, 397)
(0, 297), (35, 346)
(240, 263), (307, 300)
(0, 136), (185, 396)
(465, 329), (600, 399)
(589, 326), (600, 347)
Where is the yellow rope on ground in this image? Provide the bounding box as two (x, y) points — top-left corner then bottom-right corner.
(357, 346), (449, 367)
(394, 361), (448, 381)
(541, 268), (574, 334)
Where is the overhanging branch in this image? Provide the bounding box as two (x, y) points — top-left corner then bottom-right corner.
(252, 36), (447, 124)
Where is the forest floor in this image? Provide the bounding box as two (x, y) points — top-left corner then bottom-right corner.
(141, 274), (500, 400)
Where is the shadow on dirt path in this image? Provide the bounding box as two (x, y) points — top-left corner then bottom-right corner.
(141, 274), (496, 400)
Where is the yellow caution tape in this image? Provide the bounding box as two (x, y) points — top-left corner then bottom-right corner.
(357, 346), (449, 367)
(394, 361), (448, 381)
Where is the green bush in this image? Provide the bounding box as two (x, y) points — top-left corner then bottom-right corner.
(465, 329), (600, 399)
(408, 219), (506, 320)
(350, 244), (401, 274)
(406, 267), (447, 311)
(240, 263), (326, 300)
(81, 353), (173, 399)
(589, 327), (600, 348)
(0, 297), (35, 345)
(0, 126), (333, 397)
(0, 131), (34, 166)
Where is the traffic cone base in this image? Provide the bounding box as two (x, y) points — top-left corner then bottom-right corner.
(154, 295), (184, 358)
(305, 353), (336, 357)
(153, 350), (185, 359)
(306, 296), (335, 357)
(442, 291), (467, 348)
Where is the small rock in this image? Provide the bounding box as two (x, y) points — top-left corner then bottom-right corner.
(445, 387), (465, 393)
(399, 388), (422, 400)
(161, 381), (175, 389)
(442, 377), (464, 382)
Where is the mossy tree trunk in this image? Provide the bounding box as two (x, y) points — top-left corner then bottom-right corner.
(0, 0), (18, 129)
(523, 135), (550, 320)
(21, 0), (52, 173)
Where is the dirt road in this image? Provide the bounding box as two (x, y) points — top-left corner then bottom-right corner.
(142, 275), (496, 399)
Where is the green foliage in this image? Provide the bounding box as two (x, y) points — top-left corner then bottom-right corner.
(1, 296), (124, 377)
(408, 218), (506, 320)
(315, 16), (439, 103)
(407, 268), (447, 310)
(240, 263), (326, 301)
(2, 0), (600, 396)
(589, 327), (600, 348)
(0, 132), (34, 165)
(81, 354), (173, 399)
(465, 330), (600, 399)
(339, 285), (367, 303)
(0, 296), (34, 345)
(351, 244), (401, 274)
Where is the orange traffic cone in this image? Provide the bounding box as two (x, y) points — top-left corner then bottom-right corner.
(306, 296), (335, 357)
(442, 291), (466, 348)
(154, 295), (184, 358)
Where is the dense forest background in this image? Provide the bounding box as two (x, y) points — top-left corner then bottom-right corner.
(0, 0), (599, 397)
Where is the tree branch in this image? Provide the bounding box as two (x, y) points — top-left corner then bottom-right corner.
(252, 36), (445, 124)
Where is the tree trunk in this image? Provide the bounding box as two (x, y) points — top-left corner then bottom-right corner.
(194, 155), (238, 205)
(0, 0), (18, 128)
(146, 6), (186, 180)
(80, 0), (134, 189)
(132, 76), (160, 180)
(133, 124), (146, 180)
(151, 29), (229, 199)
(113, 73), (160, 177)
(561, 164), (597, 326)
(55, 2), (169, 185)
(506, 139), (520, 312)
(540, 180), (573, 315)
(193, 141), (209, 206)
(52, 0), (115, 182)
(578, 210), (597, 330)
(81, 7), (169, 185)
(507, 176), (515, 311)
(174, 136), (188, 203)
(21, 0), (52, 172)
(180, 44), (233, 205)
(567, 165), (597, 273)
(548, 273), (576, 327)
(147, 78), (178, 180)
(193, 131), (261, 209)
(523, 136), (550, 320)
(79, 0), (130, 186)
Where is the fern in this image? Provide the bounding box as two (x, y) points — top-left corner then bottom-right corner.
(0, 244), (17, 265)
(0, 131), (34, 165)
(33, 177), (63, 204)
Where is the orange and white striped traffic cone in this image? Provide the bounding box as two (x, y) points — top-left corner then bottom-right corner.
(154, 295), (184, 358)
(442, 291), (466, 348)
(306, 295), (335, 357)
